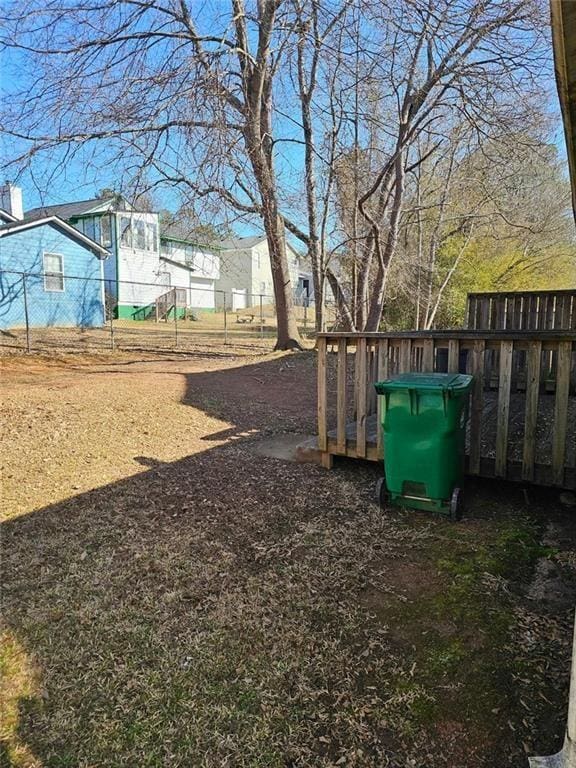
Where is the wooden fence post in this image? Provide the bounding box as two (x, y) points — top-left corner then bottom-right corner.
(495, 340), (513, 477)
(522, 341), (542, 482)
(356, 337), (367, 458)
(552, 341), (572, 486)
(376, 339), (388, 459)
(317, 336), (331, 467)
(336, 337), (347, 454)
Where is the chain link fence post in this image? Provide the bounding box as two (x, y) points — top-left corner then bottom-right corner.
(260, 294), (264, 340)
(22, 273), (31, 353)
(108, 280), (115, 351)
(223, 292), (228, 345)
(174, 288), (179, 349)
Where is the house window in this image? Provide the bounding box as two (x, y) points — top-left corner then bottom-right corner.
(119, 216), (157, 251)
(100, 215), (112, 247)
(84, 217), (96, 241)
(134, 219), (146, 250)
(146, 222), (158, 251)
(44, 253), (65, 292)
(120, 215), (132, 247)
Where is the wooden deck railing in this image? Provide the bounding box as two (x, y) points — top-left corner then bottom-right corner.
(317, 331), (576, 488)
(155, 288), (187, 321)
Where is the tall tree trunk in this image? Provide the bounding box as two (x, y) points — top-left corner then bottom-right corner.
(364, 153), (406, 331)
(250, 137), (302, 349)
(242, 23), (303, 351)
(297, 11), (324, 335)
(265, 212), (302, 349)
(327, 269), (354, 330)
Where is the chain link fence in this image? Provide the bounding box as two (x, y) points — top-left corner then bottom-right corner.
(0, 270), (336, 354)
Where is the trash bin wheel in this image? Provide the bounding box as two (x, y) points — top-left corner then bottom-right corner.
(375, 477), (389, 509)
(449, 487), (463, 521)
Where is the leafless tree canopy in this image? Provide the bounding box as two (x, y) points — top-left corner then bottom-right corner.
(1, 0), (561, 339)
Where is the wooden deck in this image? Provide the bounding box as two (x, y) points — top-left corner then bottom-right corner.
(317, 331), (576, 489)
(326, 394), (576, 489)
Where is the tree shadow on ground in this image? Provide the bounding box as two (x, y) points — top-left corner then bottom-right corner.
(2, 354), (575, 767)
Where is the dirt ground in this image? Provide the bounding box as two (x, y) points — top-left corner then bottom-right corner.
(1, 345), (575, 767)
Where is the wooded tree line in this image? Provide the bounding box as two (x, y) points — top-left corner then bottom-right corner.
(2, 0), (574, 348)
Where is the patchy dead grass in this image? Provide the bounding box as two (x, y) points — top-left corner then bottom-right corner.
(1, 348), (575, 767)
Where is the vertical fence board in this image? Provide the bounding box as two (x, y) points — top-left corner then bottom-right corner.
(495, 340), (514, 477)
(336, 338), (347, 453)
(448, 339), (460, 373)
(487, 298), (494, 329)
(368, 342), (378, 415)
(530, 295), (540, 330)
(356, 337), (367, 458)
(552, 341), (572, 486)
(560, 295), (574, 329)
(538, 295), (548, 330)
(422, 338), (434, 372)
(467, 296), (477, 329)
(546, 295), (556, 329)
(512, 296), (522, 330)
(317, 336), (328, 452)
(376, 339), (389, 459)
(522, 340), (542, 481)
(469, 340), (486, 475)
(399, 339), (411, 373)
(495, 297), (506, 329)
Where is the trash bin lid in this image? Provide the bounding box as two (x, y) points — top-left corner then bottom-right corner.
(375, 373), (473, 394)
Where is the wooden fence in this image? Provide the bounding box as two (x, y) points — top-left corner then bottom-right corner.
(317, 331), (576, 489)
(466, 290), (576, 331)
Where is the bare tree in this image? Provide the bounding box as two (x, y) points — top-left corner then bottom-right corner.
(1, 0), (552, 339)
(288, 0), (549, 331)
(1, 0), (305, 349)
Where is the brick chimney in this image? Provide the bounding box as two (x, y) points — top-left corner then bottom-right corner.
(0, 183), (23, 220)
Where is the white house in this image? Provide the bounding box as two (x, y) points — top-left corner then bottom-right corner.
(25, 196), (220, 319)
(214, 234), (313, 310)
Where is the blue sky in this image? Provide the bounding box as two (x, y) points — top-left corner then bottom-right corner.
(0, 1), (569, 233)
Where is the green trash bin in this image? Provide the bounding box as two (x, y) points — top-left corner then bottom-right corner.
(374, 372), (474, 519)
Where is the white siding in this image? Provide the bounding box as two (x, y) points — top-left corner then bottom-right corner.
(161, 260), (216, 310)
(116, 212), (166, 306)
(160, 241), (220, 280)
(189, 278), (216, 310)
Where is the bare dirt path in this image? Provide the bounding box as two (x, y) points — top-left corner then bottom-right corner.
(1, 348), (575, 768)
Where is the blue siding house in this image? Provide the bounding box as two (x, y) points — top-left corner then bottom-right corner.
(0, 197), (109, 329)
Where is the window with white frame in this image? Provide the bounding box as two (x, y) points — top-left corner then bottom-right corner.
(119, 215), (157, 251)
(44, 253), (65, 292)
